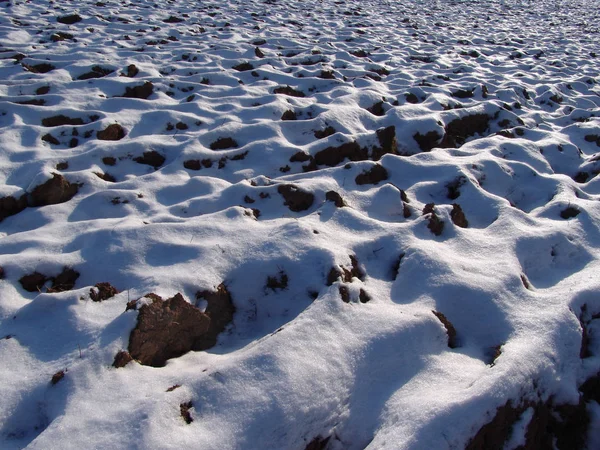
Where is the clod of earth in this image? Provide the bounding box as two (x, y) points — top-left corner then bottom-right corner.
(97, 124), (126, 141)
(42, 133), (60, 145)
(277, 184), (314, 212)
(94, 171), (115, 182)
(123, 64), (139, 78)
(121, 82), (154, 99)
(23, 63), (55, 74)
(274, 85), (306, 97)
(102, 157), (116, 166)
(112, 350), (133, 368)
(180, 401), (193, 424)
(90, 282), (119, 302)
(29, 174), (79, 207)
(16, 99), (46, 106)
(51, 32), (74, 42)
(339, 285), (350, 303)
(367, 101), (385, 116)
(290, 151), (312, 163)
(19, 272), (49, 292)
(325, 190), (346, 207)
(281, 110), (297, 121)
(36, 86), (50, 95)
(355, 164), (388, 185)
(446, 176), (467, 199)
(57, 14), (82, 25)
(210, 137), (238, 150)
(314, 126), (336, 139)
(42, 115), (85, 127)
(451, 203), (468, 228)
(405, 92), (419, 104)
(77, 66), (114, 80)
(452, 88), (475, 99)
(51, 370), (65, 385)
(359, 288), (371, 303)
(134, 151), (165, 168)
(128, 293), (211, 367)
(0, 194), (28, 222)
(315, 141), (367, 167)
(432, 310), (458, 348)
(560, 206), (580, 219)
(413, 130), (442, 152)
(232, 62), (253, 71)
(441, 114), (491, 148)
(392, 253), (405, 280)
(163, 16), (184, 23)
(184, 160), (201, 170)
(48, 267), (79, 293)
(372, 126), (397, 160)
(423, 203), (444, 236)
(194, 283), (235, 350)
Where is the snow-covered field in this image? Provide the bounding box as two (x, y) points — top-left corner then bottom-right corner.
(0, 0), (599, 448)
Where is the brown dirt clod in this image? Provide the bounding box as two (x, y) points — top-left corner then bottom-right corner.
(121, 82), (154, 99)
(451, 203), (469, 228)
(194, 283), (236, 351)
(90, 282), (119, 302)
(442, 114), (491, 148)
(42, 115), (85, 127)
(339, 285), (350, 303)
(112, 350), (133, 368)
(134, 151), (165, 168)
(123, 64), (139, 78)
(278, 184), (314, 212)
(314, 126), (336, 139)
(359, 288), (371, 303)
(423, 203), (444, 236)
(128, 293), (211, 367)
(355, 164), (388, 185)
(184, 160), (201, 170)
(180, 401), (194, 424)
(432, 310), (458, 348)
(19, 272), (49, 292)
(367, 101), (385, 116)
(274, 85), (306, 97)
(325, 190), (346, 207)
(210, 137), (238, 150)
(51, 370), (65, 385)
(413, 130), (443, 152)
(57, 14), (82, 25)
(281, 110), (297, 121)
(315, 141), (367, 167)
(0, 194), (28, 222)
(97, 124), (126, 141)
(23, 63), (55, 74)
(373, 126), (397, 160)
(48, 267), (79, 293)
(29, 173), (79, 207)
(42, 133), (60, 145)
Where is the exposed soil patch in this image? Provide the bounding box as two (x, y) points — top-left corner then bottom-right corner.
(442, 114), (491, 148)
(57, 14), (82, 25)
(392, 253), (405, 280)
(359, 288), (371, 303)
(413, 130), (442, 152)
(278, 184), (314, 212)
(128, 293), (211, 367)
(0, 194), (28, 222)
(451, 203), (468, 228)
(339, 285), (350, 303)
(36, 86), (50, 95)
(366, 101), (385, 116)
(77, 66), (114, 80)
(48, 267), (79, 293)
(19, 271), (49, 292)
(102, 157), (116, 166)
(446, 176), (467, 199)
(42, 115), (85, 127)
(163, 16), (184, 23)
(355, 164), (388, 185)
(121, 82), (154, 99)
(325, 190), (346, 207)
(29, 173), (80, 207)
(372, 126), (397, 160)
(195, 283), (236, 350)
(42, 133), (60, 145)
(281, 110), (297, 120)
(210, 137), (238, 150)
(290, 151), (312, 163)
(560, 206), (580, 219)
(232, 62), (253, 71)
(16, 99), (46, 106)
(184, 159), (201, 170)
(112, 350), (133, 368)
(314, 126), (336, 139)
(274, 85), (306, 97)
(90, 282), (119, 302)
(134, 151), (165, 168)
(423, 203), (444, 236)
(97, 124), (126, 141)
(51, 370), (65, 385)
(123, 64), (139, 78)
(432, 310), (458, 348)
(51, 32), (74, 42)
(315, 141), (367, 166)
(180, 401), (194, 424)
(23, 63), (55, 74)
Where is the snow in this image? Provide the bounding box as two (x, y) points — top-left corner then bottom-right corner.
(0, 0), (599, 448)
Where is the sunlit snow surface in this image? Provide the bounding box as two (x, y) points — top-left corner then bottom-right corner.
(0, 0), (599, 448)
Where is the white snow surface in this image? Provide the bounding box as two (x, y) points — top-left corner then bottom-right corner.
(0, 0), (599, 448)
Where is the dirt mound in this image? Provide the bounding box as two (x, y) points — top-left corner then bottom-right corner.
(372, 126), (397, 160)
(77, 66), (114, 80)
(355, 164), (388, 185)
(19, 272), (49, 292)
(57, 14), (82, 24)
(314, 126), (336, 139)
(29, 174), (79, 207)
(134, 151), (165, 168)
(0, 194), (28, 222)
(432, 310), (458, 348)
(232, 62), (253, 71)
(274, 85), (306, 97)
(183, 160), (201, 170)
(51, 370), (65, 385)
(23, 63), (55, 74)
(325, 190), (346, 207)
(42, 115), (85, 127)
(281, 110), (297, 120)
(90, 282), (119, 302)
(442, 114), (491, 148)
(451, 204), (468, 228)
(48, 267), (79, 292)
(195, 283), (236, 350)
(180, 401), (194, 424)
(97, 124), (126, 141)
(112, 350), (133, 368)
(277, 184), (314, 212)
(128, 293), (211, 367)
(122, 64), (139, 78)
(366, 101), (385, 116)
(423, 203), (444, 236)
(42, 133), (60, 145)
(121, 82), (154, 99)
(315, 141), (367, 166)
(413, 130), (443, 152)
(210, 137), (238, 150)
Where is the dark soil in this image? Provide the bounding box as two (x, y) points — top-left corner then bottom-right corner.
(210, 137), (238, 150)
(184, 160), (201, 170)
(327, 267), (342, 286)
(51, 370), (65, 385)
(372, 126), (397, 160)
(290, 151), (312, 163)
(47, 267), (79, 292)
(315, 141), (367, 166)
(325, 190), (346, 207)
(423, 203), (444, 236)
(405, 92), (419, 104)
(163, 16), (184, 23)
(180, 401), (194, 424)
(29, 173), (79, 207)
(451, 204), (469, 228)
(36, 86), (50, 95)
(121, 82), (154, 99)
(42, 115), (85, 127)
(366, 101), (385, 116)
(102, 157), (116, 166)
(57, 14), (82, 25)
(0, 194), (28, 222)
(128, 293), (211, 367)
(23, 63), (55, 74)
(134, 151), (165, 168)
(112, 350), (133, 368)
(314, 126), (336, 139)
(90, 282), (119, 302)
(51, 32), (74, 42)
(355, 164), (388, 185)
(123, 64), (139, 78)
(359, 288), (371, 303)
(16, 99), (46, 106)
(442, 114), (491, 148)
(194, 283), (235, 350)
(452, 88), (475, 99)
(305, 435), (330, 450)
(339, 285), (350, 303)
(19, 272), (48, 292)
(446, 176), (467, 199)
(232, 62), (253, 71)
(42, 133), (60, 145)
(281, 110), (297, 120)
(414, 130), (442, 152)
(77, 66), (114, 80)
(274, 85), (306, 97)
(278, 184), (314, 212)
(97, 124), (126, 141)
(432, 310), (458, 348)
(560, 206), (580, 219)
